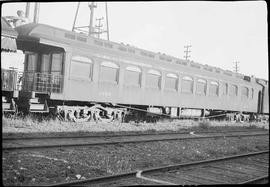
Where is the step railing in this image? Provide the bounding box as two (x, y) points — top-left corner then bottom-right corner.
(22, 72), (63, 93)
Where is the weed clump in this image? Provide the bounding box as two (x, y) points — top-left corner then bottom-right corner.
(198, 120), (211, 129)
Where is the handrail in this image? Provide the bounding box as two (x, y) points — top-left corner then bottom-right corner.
(21, 71), (63, 93)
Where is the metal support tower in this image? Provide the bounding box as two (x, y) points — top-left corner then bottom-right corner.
(88, 2), (97, 36)
(184, 45), (192, 60)
(72, 2), (109, 40)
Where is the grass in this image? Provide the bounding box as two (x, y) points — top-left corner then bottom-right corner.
(198, 120), (211, 129)
(2, 115), (268, 136)
(245, 124), (260, 129)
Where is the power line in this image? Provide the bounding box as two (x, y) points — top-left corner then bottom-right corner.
(184, 45), (192, 60)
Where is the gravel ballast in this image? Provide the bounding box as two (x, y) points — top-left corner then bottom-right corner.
(2, 135), (269, 186)
(2, 117), (269, 186)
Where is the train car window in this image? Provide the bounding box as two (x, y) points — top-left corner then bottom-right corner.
(124, 66), (141, 86)
(181, 76), (194, 93)
(51, 53), (63, 75)
(229, 84), (238, 97)
(25, 53), (38, 72)
(196, 79), (206, 95)
(165, 73), (178, 90)
(146, 70), (161, 89)
(40, 54), (51, 73)
(70, 56), (93, 79)
(100, 61), (119, 83)
(209, 81), (219, 96)
(241, 86), (249, 98)
(222, 83), (228, 95)
(251, 88), (254, 99)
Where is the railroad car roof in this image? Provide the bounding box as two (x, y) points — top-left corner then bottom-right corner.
(1, 17), (18, 52)
(14, 23), (261, 82)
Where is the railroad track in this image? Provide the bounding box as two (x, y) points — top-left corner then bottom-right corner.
(3, 131), (269, 151)
(2, 129), (267, 140)
(49, 150), (269, 186)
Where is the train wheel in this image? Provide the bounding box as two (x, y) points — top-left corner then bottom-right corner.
(67, 110), (92, 122)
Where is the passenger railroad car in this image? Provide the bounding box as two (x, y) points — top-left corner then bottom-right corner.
(11, 23), (268, 121)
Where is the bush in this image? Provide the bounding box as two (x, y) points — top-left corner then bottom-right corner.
(198, 120), (211, 129)
(245, 124), (258, 129)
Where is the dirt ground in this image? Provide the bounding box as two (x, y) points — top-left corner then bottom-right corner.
(2, 135), (269, 186)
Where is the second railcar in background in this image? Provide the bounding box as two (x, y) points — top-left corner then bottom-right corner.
(1, 17), (23, 113)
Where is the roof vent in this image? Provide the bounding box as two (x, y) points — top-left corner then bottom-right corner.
(244, 76), (251, 82)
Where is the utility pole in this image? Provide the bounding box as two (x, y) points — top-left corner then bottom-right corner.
(88, 2), (97, 36)
(25, 2), (30, 18)
(184, 45), (192, 60)
(95, 17), (104, 38)
(105, 2), (109, 40)
(33, 2), (40, 23)
(233, 61), (240, 73)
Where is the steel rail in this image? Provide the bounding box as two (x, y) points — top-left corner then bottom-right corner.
(136, 170), (177, 185)
(3, 129), (267, 141)
(3, 132), (269, 151)
(48, 150), (269, 186)
(239, 175), (268, 184)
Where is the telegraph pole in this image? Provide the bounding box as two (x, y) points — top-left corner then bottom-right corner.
(233, 61), (240, 73)
(184, 45), (192, 60)
(88, 2), (97, 36)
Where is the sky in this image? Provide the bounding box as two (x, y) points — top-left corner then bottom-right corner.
(1, 1), (268, 80)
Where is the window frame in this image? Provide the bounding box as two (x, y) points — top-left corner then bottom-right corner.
(51, 53), (64, 75)
(124, 65), (142, 86)
(40, 53), (51, 73)
(251, 88), (254, 99)
(145, 69), (161, 89)
(99, 61), (120, 84)
(196, 78), (207, 95)
(222, 83), (228, 96)
(25, 52), (38, 72)
(181, 76), (194, 94)
(241, 86), (249, 99)
(69, 55), (93, 81)
(209, 81), (219, 96)
(164, 73), (178, 91)
(229, 84), (238, 97)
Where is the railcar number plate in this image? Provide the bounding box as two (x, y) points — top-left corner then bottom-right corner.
(99, 91), (112, 97)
